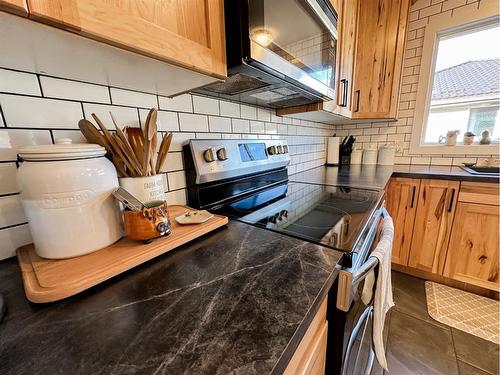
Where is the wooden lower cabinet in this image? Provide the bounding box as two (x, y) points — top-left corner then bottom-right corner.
(387, 177), (499, 292)
(0, 0), (27, 15)
(407, 179), (460, 274)
(385, 177), (420, 266)
(443, 191), (499, 291)
(284, 298), (328, 375)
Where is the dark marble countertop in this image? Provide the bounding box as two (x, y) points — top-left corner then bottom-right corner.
(291, 164), (499, 190)
(0, 222), (342, 375)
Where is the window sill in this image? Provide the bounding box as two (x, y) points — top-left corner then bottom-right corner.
(409, 143), (500, 155)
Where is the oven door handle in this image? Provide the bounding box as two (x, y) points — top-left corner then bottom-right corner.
(336, 207), (389, 312)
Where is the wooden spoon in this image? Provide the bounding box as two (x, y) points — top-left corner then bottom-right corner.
(126, 127), (145, 166)
(142, 108), (157, 176)
(78, 119), (109, 150)
(109, 112), (142, 175)
(156, 132), (173, 174)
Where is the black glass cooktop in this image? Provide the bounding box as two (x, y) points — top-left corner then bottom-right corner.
(213, 181), (384, 252)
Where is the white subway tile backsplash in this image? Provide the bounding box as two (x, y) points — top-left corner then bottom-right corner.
(231, 118), (250, 133)
(0, 224), (32, 260)
(250, 121), (265, 133)
(167, 170), (187, 190)
(0, 195), (26, 227)
(197, 132), (221, 139)
(192, 95), (219, 115)
(257, 108), (272, 122)
(240, 104), (257, 120)
(160, 152), (183, 172)
(110, 87), (157, 108)
(209, 116), (231, 132)
(52, 130), (87, 144)
(0, 128), (52, 160)
(40, 77), (110, 103)
(139, 109), (179, 131)
(170, 132), (195, 152)
(0, 163), (19, 194)
(84, 103), (139, 128)
(179, 113), (208, 132)
(0, 69), (41, 96)
(165, 188), (187, 206)
(158, 94), (193, 113)
(0, 94), (83, 128)
(220, 100), (240, 117)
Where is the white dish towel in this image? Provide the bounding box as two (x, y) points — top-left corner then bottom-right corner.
(361, 216), (395, 370)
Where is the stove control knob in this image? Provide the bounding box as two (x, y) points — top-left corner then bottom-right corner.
(216, 147), (228, 161)
(267, 145), (278, 155)
(276, 145), (283, 154)
(283, 145), (289, 153)
(203, 148), (216, 162)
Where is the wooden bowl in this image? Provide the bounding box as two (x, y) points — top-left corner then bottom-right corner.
(124, 200), (171, 242)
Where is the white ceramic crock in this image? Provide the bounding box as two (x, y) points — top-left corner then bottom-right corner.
(119, 175), (166, 204)
(17, 139), (122, 259)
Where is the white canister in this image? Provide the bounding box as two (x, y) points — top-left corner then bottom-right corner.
(350, 149), (363, 165)
(17, 139), (122, 259)
(378, 144), (397, 166)
(326, 137), (340, 165)
(119, 175), (166, 204)
(362, 149), (377, 165)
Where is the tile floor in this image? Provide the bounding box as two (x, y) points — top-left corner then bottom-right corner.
(371, 271), (499, 375)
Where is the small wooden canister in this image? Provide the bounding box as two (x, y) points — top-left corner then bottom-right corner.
(124, 200), (171, 242)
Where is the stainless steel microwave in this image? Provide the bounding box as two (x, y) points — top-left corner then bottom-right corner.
(198, 0), (338, 109)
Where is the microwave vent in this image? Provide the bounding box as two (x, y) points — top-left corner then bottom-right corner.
(203, 74), (269, 95)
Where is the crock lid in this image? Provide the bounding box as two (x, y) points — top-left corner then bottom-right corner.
(18, 138), (106, 161)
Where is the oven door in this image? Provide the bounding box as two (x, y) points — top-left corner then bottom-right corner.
(247, 0), (337, 100)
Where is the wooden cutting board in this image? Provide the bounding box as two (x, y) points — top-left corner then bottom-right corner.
(17, 205), (228, 303)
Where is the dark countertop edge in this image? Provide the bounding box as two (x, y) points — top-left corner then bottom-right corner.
(391, 169), (500, 183)
(270, 267), (339, 375)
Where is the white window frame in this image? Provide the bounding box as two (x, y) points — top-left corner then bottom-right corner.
(410, 0), (500, 155)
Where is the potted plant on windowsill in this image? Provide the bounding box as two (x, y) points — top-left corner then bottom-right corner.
(463, 131), (475, 145)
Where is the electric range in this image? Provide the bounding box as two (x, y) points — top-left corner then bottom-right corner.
(183, 139), (384, 254)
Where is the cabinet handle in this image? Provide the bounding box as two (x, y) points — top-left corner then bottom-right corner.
(343, 79), (349, 107)
(447, 188), (456, 212)
(410, 186), (416, 208)
(354, 90), (360, 112)
(339, 79), (347, 107)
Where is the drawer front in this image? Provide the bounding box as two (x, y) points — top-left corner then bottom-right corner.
(459, 182), (499, 206)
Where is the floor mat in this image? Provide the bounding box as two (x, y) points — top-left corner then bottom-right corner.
(425, 281), (499, 344)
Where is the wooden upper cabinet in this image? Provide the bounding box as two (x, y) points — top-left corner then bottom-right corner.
(408, 179), (460, 274)
(350, 0), (409, 118)
(0, 0), (28, 16)
(334, 0), (358, 117)
(443, 202), (499, 291)
(26, 0), (227, 78)
(385, 177), (420, 266)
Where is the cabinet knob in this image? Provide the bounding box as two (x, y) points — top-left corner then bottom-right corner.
(267, 145), (278, 155)
(203, 148), (216, 162)
(216, 147), (228, 161)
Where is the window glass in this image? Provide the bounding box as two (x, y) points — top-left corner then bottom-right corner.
(424, 24), (500, 144)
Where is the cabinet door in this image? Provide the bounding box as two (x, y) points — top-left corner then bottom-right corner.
(351, 0), (409, 118)
(408, 179), (460, 274)
(335, 0), (359, 117)
(385, 177), (420, 266)
(0, 0), (28, 16)
(26, 0), (226, 78)
(443, 204), (499, 292)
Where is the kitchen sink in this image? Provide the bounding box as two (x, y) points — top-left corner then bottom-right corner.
(461, 166), (500, 176)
